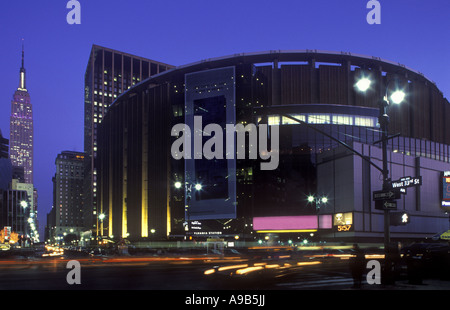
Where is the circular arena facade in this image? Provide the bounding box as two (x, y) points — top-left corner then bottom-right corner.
(96, 50), (450, 244)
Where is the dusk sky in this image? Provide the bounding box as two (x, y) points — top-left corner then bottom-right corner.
(0, 0), (449, 238)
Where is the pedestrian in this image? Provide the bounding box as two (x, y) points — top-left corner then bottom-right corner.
(349, 243), (365, 288)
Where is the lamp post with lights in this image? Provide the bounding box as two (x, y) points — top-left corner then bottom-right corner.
(174, 181), (203, 235)
(356, 76), (406, 251)
(307, 194), (329, 211)
(98, 213), (106, 239)
(356, 75), (406, 285)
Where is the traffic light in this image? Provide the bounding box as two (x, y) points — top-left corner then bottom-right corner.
(390, 211), (410, 226)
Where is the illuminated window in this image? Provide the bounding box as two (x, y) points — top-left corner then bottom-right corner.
(282, 114), (306, 125)
(308, 114), (330, 124)
(355, 117), (374, 127)
(268, 116), (280, 126)
(332, 115), (353, 125)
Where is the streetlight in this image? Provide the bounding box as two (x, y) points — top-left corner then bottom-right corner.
(306, 194), (329, 210)
(174, 181), (203, 233)
(98, 213), (106, 239)
(357, 76), (406, 281)
(355, 77), (371, 92)
(390, 90), (406, 105)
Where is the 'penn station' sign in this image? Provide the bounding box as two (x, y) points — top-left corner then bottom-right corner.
(442, 171), (450, 208)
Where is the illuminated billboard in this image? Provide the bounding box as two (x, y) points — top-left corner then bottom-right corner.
(253, 215), (318, 232)
(333, 212), (353, 232)
(442, 171), (450, 209)
(184, 66), (237, 220)
(318, 214), (333, 229)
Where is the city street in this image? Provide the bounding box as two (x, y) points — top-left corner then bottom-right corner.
(1, 247), (449, 291)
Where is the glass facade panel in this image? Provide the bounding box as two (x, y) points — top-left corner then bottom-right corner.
(184, 66), (237, 220)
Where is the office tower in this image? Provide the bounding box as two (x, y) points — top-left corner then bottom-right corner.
(9, 45), (33, 184)
(52, 151), (85, 240)
(84, 45), (174, 235)
(0, 130), (12, 190)
(0, 130), (8, 159)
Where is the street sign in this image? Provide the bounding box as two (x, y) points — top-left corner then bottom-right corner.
(375, 200), (397, 210)
(373, 189), (401, 201)
(390, 176), (422, 189)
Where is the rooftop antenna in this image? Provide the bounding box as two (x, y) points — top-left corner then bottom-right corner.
(21, 38), (24, 68)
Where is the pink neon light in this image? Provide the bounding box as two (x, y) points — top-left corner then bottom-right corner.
(318, 215), (332, 229)
(253, 215), (318, 231)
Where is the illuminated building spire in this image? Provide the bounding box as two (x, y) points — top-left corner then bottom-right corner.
(10, 39), (33, 184)
(19, 39), (26, 90)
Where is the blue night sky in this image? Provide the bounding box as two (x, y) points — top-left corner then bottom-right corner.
(0, 0), (449, 238)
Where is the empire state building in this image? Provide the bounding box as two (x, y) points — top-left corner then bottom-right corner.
(10, 46), (33, 184)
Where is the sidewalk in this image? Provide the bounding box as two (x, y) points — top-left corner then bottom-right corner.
(352, 279), (450, 290)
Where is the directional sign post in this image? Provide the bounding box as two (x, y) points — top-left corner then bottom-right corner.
(373, 189), (400, 210)
(373, 189), (401, 201)
(375, 200), (397, 210)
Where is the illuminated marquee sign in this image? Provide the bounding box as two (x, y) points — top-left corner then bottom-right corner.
(252, 215), (333, 233)
(442, 171), (450, 208)
(333, 212), (354, 232)
(253, 216), (318, 232)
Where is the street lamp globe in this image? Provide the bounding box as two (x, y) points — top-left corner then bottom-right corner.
(20, 201), (28, 208)
(174, 181), (182, 189)
(390, 90), (405, 104)
(195, 183), (202, 191)
(355, 77), (371, 92)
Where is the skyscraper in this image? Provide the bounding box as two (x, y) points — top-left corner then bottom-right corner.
(84, 45), (174, 235)
(51, 151), (85, 241)
(9, 44), (33, 185)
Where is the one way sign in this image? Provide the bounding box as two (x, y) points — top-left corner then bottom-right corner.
(373, 189), (401, 201)
(375, 200), (397, 210)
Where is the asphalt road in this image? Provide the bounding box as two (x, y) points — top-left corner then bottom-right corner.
(0, 248), (449, 291)
(0, 254), (354, 290)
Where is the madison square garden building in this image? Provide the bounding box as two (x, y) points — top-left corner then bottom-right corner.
(96, 50), (450, 244)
